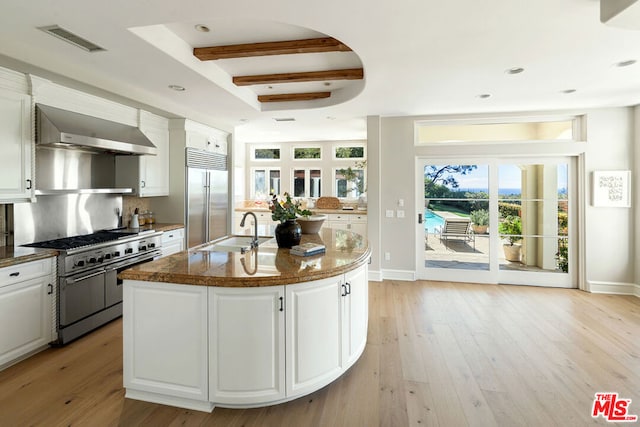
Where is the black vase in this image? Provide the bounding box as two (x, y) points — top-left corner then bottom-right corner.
(275, 220), (302, 248)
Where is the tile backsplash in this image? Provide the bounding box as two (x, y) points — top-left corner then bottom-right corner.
(122, 196), (151, 228)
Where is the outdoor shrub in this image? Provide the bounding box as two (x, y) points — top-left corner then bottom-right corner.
(498, 202), (521, 217)
(498, 215), (522, 245)
(469, 209), (489, 226)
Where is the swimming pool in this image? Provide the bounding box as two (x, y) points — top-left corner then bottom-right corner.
(424, 210), (445, 233)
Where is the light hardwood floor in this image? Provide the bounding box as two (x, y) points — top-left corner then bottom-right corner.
(1, 281), (639, 426)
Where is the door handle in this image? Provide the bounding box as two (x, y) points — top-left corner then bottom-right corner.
(418, 213), (423, 224)
(279, 296), (284, 312)
(345, 282), (351, 295)
(9, 272), (20, 277)
(341, 283), (347, 297)
(47, 284), (53, 295)
(26, 179), (32, 190)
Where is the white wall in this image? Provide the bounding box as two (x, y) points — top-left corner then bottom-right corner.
(368, 108), (637, 292)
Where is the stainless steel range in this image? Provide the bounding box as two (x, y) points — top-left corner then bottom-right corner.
(24, 228), (162, 344)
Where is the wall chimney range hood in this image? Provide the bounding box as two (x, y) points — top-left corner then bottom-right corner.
(36, 104), (157, 156)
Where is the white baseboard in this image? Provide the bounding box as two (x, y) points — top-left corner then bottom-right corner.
(588, 281), (640, 297)
(381, 269), (416, 281)
(368, 270), (383, 282)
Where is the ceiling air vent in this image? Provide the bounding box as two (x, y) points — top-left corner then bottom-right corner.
(38, 25), (105, 52)
(274, 118), (296, 122)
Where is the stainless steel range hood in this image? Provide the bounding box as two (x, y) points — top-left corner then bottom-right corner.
(36, 104), (157, 156)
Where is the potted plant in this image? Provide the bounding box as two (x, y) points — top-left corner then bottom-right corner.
(469, 209), (489, 234)
(498, 215), (522, 262)
(269, 193), (311, 248)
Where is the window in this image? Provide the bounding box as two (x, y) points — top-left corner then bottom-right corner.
(293, 147), (321, 159)
(252, 168), (280, 199)
(293, 169), (322, 197)
(334, 145), (365, 159)
(335, 167), (365, 198)
(253, 147), (281, 160)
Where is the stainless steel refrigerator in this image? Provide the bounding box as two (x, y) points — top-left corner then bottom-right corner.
(186, 148), (229, 248)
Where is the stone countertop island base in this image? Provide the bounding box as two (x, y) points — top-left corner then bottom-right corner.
(120, 228), (370, 413)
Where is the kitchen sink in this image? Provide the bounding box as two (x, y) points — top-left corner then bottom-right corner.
(197, 236), (273, 253)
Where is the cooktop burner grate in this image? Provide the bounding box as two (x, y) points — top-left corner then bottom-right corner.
(23, 230), (139, 250)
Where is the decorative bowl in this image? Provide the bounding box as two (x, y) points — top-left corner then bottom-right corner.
(296, 215), (327, 234)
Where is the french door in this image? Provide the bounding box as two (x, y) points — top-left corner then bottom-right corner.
(416, 156), (576, 288)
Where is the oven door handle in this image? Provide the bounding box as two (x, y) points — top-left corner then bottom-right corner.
(65, 270), (105, 285)
(104, 253), (158, 272)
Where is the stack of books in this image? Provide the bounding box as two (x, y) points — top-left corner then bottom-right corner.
(290, 242), (326, 257)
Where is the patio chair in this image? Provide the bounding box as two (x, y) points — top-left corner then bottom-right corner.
(438, 218), (475, 249)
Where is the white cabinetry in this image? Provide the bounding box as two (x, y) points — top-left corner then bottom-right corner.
(123, 280), (212, 411)
(342, 265), (368, 366)
(122, 263), (368, 411)
(325, 213), (367, 236)
(116, 112), (169, 197)
(0, 89), (33, 203)
(286, 276), (342, 397)
(162, 228), (185, 257)
(0, 257), (55, 369)
(186, 123), (228, 155)
(209, 286), (285, 404)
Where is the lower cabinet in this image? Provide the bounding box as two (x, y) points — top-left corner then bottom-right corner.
(285, 276), (343, 397)
(123, 263), (368, 410)
(0, 257), (55, 369)
(123, 280), (210, 407)
(161, 228), (185, 257)
(209, 286), (285, 404)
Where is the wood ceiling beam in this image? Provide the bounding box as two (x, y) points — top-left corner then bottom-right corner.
(258, 92), (331, 103)
(194, 37), (352, 61)
(233, 68), (363, 86)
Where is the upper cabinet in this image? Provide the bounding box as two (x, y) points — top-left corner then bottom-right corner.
(184, 120), (229, 156)
(116, 111), (170, 197)
(0, 68), (33, 203)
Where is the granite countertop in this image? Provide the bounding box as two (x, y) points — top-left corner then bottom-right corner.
(119, 228), (370, 287)
(138, 223), (184, 233)
(234, 206), (367, 215)
(0, 246), (58, 269)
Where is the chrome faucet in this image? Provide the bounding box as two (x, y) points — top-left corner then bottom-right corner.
(240, 211), (259, 249)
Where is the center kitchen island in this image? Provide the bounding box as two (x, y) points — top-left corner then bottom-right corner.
(118, 228), (370, 413)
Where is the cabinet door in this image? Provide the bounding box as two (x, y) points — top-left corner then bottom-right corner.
(0, 276), (53, 367)
(209, 286), (285, 404)
(161, 228), (185, 257)
(349, 220), (368, 237)
(186, 131), (209, 151)
(342, 264), (368, 367)
(286, 276), (342, 397)
(123, 280), (209, 401)
(139, 125), (169, 197)
(0, 90), (32, 202)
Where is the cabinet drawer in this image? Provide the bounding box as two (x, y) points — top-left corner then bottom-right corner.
(0, 258), (53, 288)
(328, 214), (349, 222)
(162, 228), (184, 244)
(350, 215), (367, 223)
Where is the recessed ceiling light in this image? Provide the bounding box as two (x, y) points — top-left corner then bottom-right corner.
(477, 94), (491, 99)
(168, 85), (185, 91)
(616, 59), (636, 67)
(194, 24), (210, 33)
(506, 67), (525, 75)
(561, 89), (577, 94)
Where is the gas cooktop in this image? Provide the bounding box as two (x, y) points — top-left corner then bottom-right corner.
(23, 228), (147, 251)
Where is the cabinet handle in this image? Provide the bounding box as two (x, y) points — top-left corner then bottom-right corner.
(418, 213), (423, 224)
(141, 180), (146, 188)
(341, 283), (347, 297)
(47, 284), (53, 295)
(346, 282), (351, 295)
(26, 179), (32, 190)
(9, 272), (20, 277)
(279, 296), (284, 312)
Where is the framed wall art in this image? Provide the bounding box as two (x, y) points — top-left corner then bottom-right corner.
(592, 170), (631, 207)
